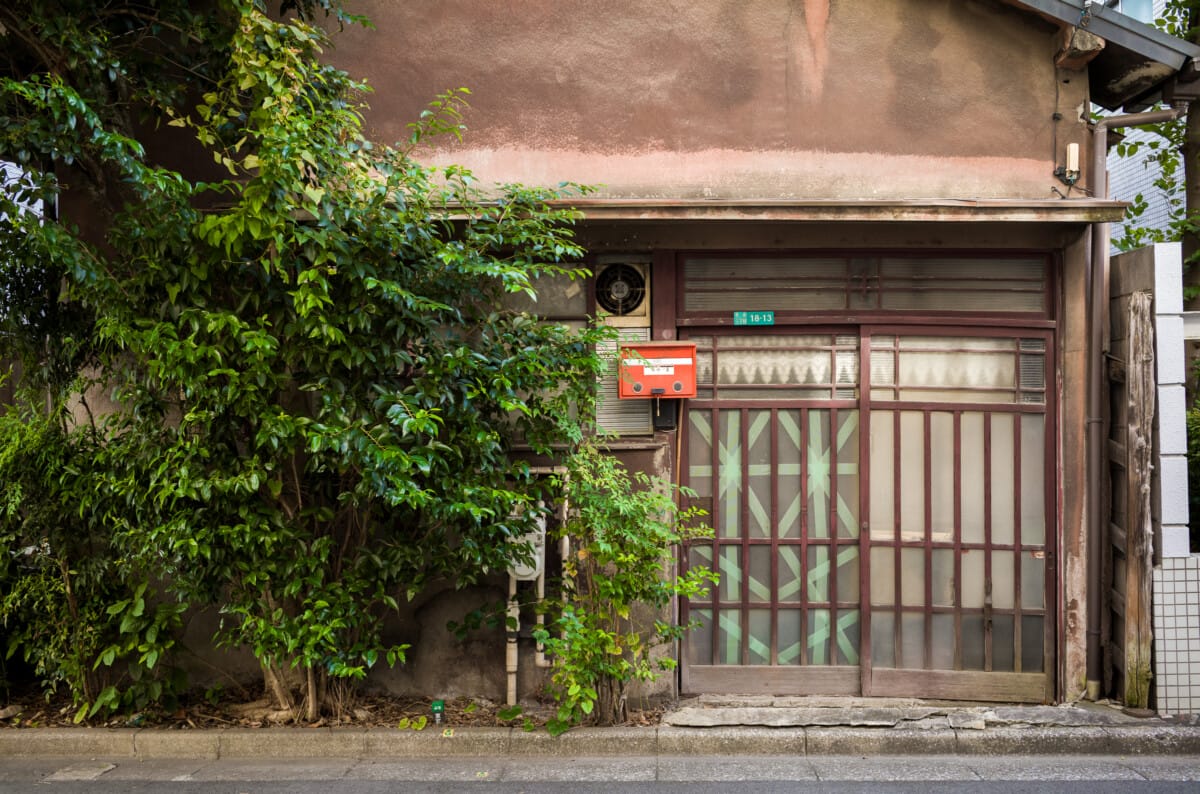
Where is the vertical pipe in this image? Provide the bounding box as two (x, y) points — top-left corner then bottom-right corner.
(506, 574), (519, 706)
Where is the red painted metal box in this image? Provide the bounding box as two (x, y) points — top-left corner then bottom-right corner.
(617, 341), (698, 399)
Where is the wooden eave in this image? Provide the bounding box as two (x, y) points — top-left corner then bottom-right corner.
(1000, 0), (1200, 110)
(558, 198), (1127, 224)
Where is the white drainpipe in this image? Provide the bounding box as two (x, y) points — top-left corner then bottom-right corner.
(506, 467), (568, 706)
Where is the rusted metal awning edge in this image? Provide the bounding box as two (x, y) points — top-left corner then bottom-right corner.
(559, 199), (1128, 224)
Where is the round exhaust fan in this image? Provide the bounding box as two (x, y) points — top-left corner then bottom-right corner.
(595, 263), (646, 316)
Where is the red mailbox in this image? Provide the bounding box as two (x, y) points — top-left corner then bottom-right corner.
(617, 341), (698, 399)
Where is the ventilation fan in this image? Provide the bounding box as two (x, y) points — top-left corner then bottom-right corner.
(595, 262), (648, 320)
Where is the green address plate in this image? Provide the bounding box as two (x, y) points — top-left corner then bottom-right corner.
(733, 311), (774, 326)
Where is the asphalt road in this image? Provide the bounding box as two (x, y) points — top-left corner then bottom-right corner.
(1, 754), (1199, 792)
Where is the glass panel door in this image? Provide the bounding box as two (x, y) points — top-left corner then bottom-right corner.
(863, 331), (1053, 701)
(682, 332), (862, 694)
(681, 327), (1054, 702)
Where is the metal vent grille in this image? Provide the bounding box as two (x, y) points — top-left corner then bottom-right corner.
(596, 327), (652, 434)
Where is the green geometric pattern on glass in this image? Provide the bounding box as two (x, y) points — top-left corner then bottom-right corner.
(718, 610), (741, 664)
(689, 545), (714, 604)
(808, 411), (860, 540)
(808, 609), (830, 665)
(778, 546), (803, 602)
(779, 633), (802, 665)
(719, 412), (742, 537)
(719, 546), (741, 603)
(748, 611), (771, 664)
(807, 546), (830, 602)
(688, 410), (713, 482)
(835, 412), (860, 539)
(836, 609), (860, 665)
(746, 410), (772, 537)
(777, 410), (803, 537)
(748, 561), (772, 602)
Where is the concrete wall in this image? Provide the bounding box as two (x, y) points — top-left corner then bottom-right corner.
(331, 0), (1087, 201)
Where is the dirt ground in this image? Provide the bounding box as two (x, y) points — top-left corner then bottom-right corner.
(0, 685), (666, 731)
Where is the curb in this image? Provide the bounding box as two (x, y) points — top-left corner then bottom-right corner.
(3, 725), (1200, 759)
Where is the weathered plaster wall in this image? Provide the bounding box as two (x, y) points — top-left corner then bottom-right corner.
(332, 0), (1087, 200)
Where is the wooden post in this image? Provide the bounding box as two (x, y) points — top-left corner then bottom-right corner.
(1124, 291), (1155, 709)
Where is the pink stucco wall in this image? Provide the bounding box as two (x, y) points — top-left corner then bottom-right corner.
(330, 0), (1086, 200)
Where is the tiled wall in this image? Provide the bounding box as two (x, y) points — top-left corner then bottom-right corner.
(1140, 242), (1200, 715)
(1153, 558), (1200, 715)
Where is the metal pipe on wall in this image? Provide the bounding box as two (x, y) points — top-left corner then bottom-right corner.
(506, 467), (568, 704)
(1086, 107), (1185, 698)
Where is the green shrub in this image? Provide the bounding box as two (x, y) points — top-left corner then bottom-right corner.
(534, 440), (715, 733)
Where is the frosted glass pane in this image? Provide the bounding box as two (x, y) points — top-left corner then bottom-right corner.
(689, 545), (714, 595)
(807, 411), (832, 540)
(961, 549), (985, 608)
(689, 609), (713, 665)
(1021, 414), (1046, 545)
(837, 546), (860, 603)
(992, 551), (1015, 610)
(993, 614), (1015, 672)
(718, 609), (741, 665)
(930, 413), (954, 540)
(870, 547), (895, 606)
(778, 546), (803, 603)
(777, 410), (802, 539)
(807, 546), (830, 602)
(872, 610), (896, 668)
(713, 336), (840, 386)
(961, 413), (986, 544)
(899, 350), (1015, 389)
(749, 545), (771, 603)
(719, 546), (741, 602)
(871, 348), (896, 387)
(1022, 551), (1045, 610)
(901, 613), (925, 669)
(696, 351), (714, 385)
(990, 414), (1015, 545)
(749, 609), (771, 665)
(931, 549), (956, 607)
(835, 349), (860, 392)
(808, 609), (831, 665)
(719, 411), (741, 538)
(932, 614), (955, 670)
(835, 609), (861, 666)
(900, 336), (1015, 352)
(962, 615), (985, 670)
(901, 547), (926, 607)
(778, 609), (802, 665)
(1022, 615), (1044, 673)
(869, 411), (895, 540)
(687, 411), (713, 498)
(747, 410), (771, 539)
(900, 412), (925, 539)
(835, 412), (860, 540)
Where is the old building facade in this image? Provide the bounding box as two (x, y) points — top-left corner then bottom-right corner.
(319, 0), (1200, 707)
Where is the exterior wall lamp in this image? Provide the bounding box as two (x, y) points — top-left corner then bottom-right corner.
(1056, 142), (1081, 186)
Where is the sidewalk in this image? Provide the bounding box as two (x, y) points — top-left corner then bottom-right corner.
(3, 697), (1199, 760)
